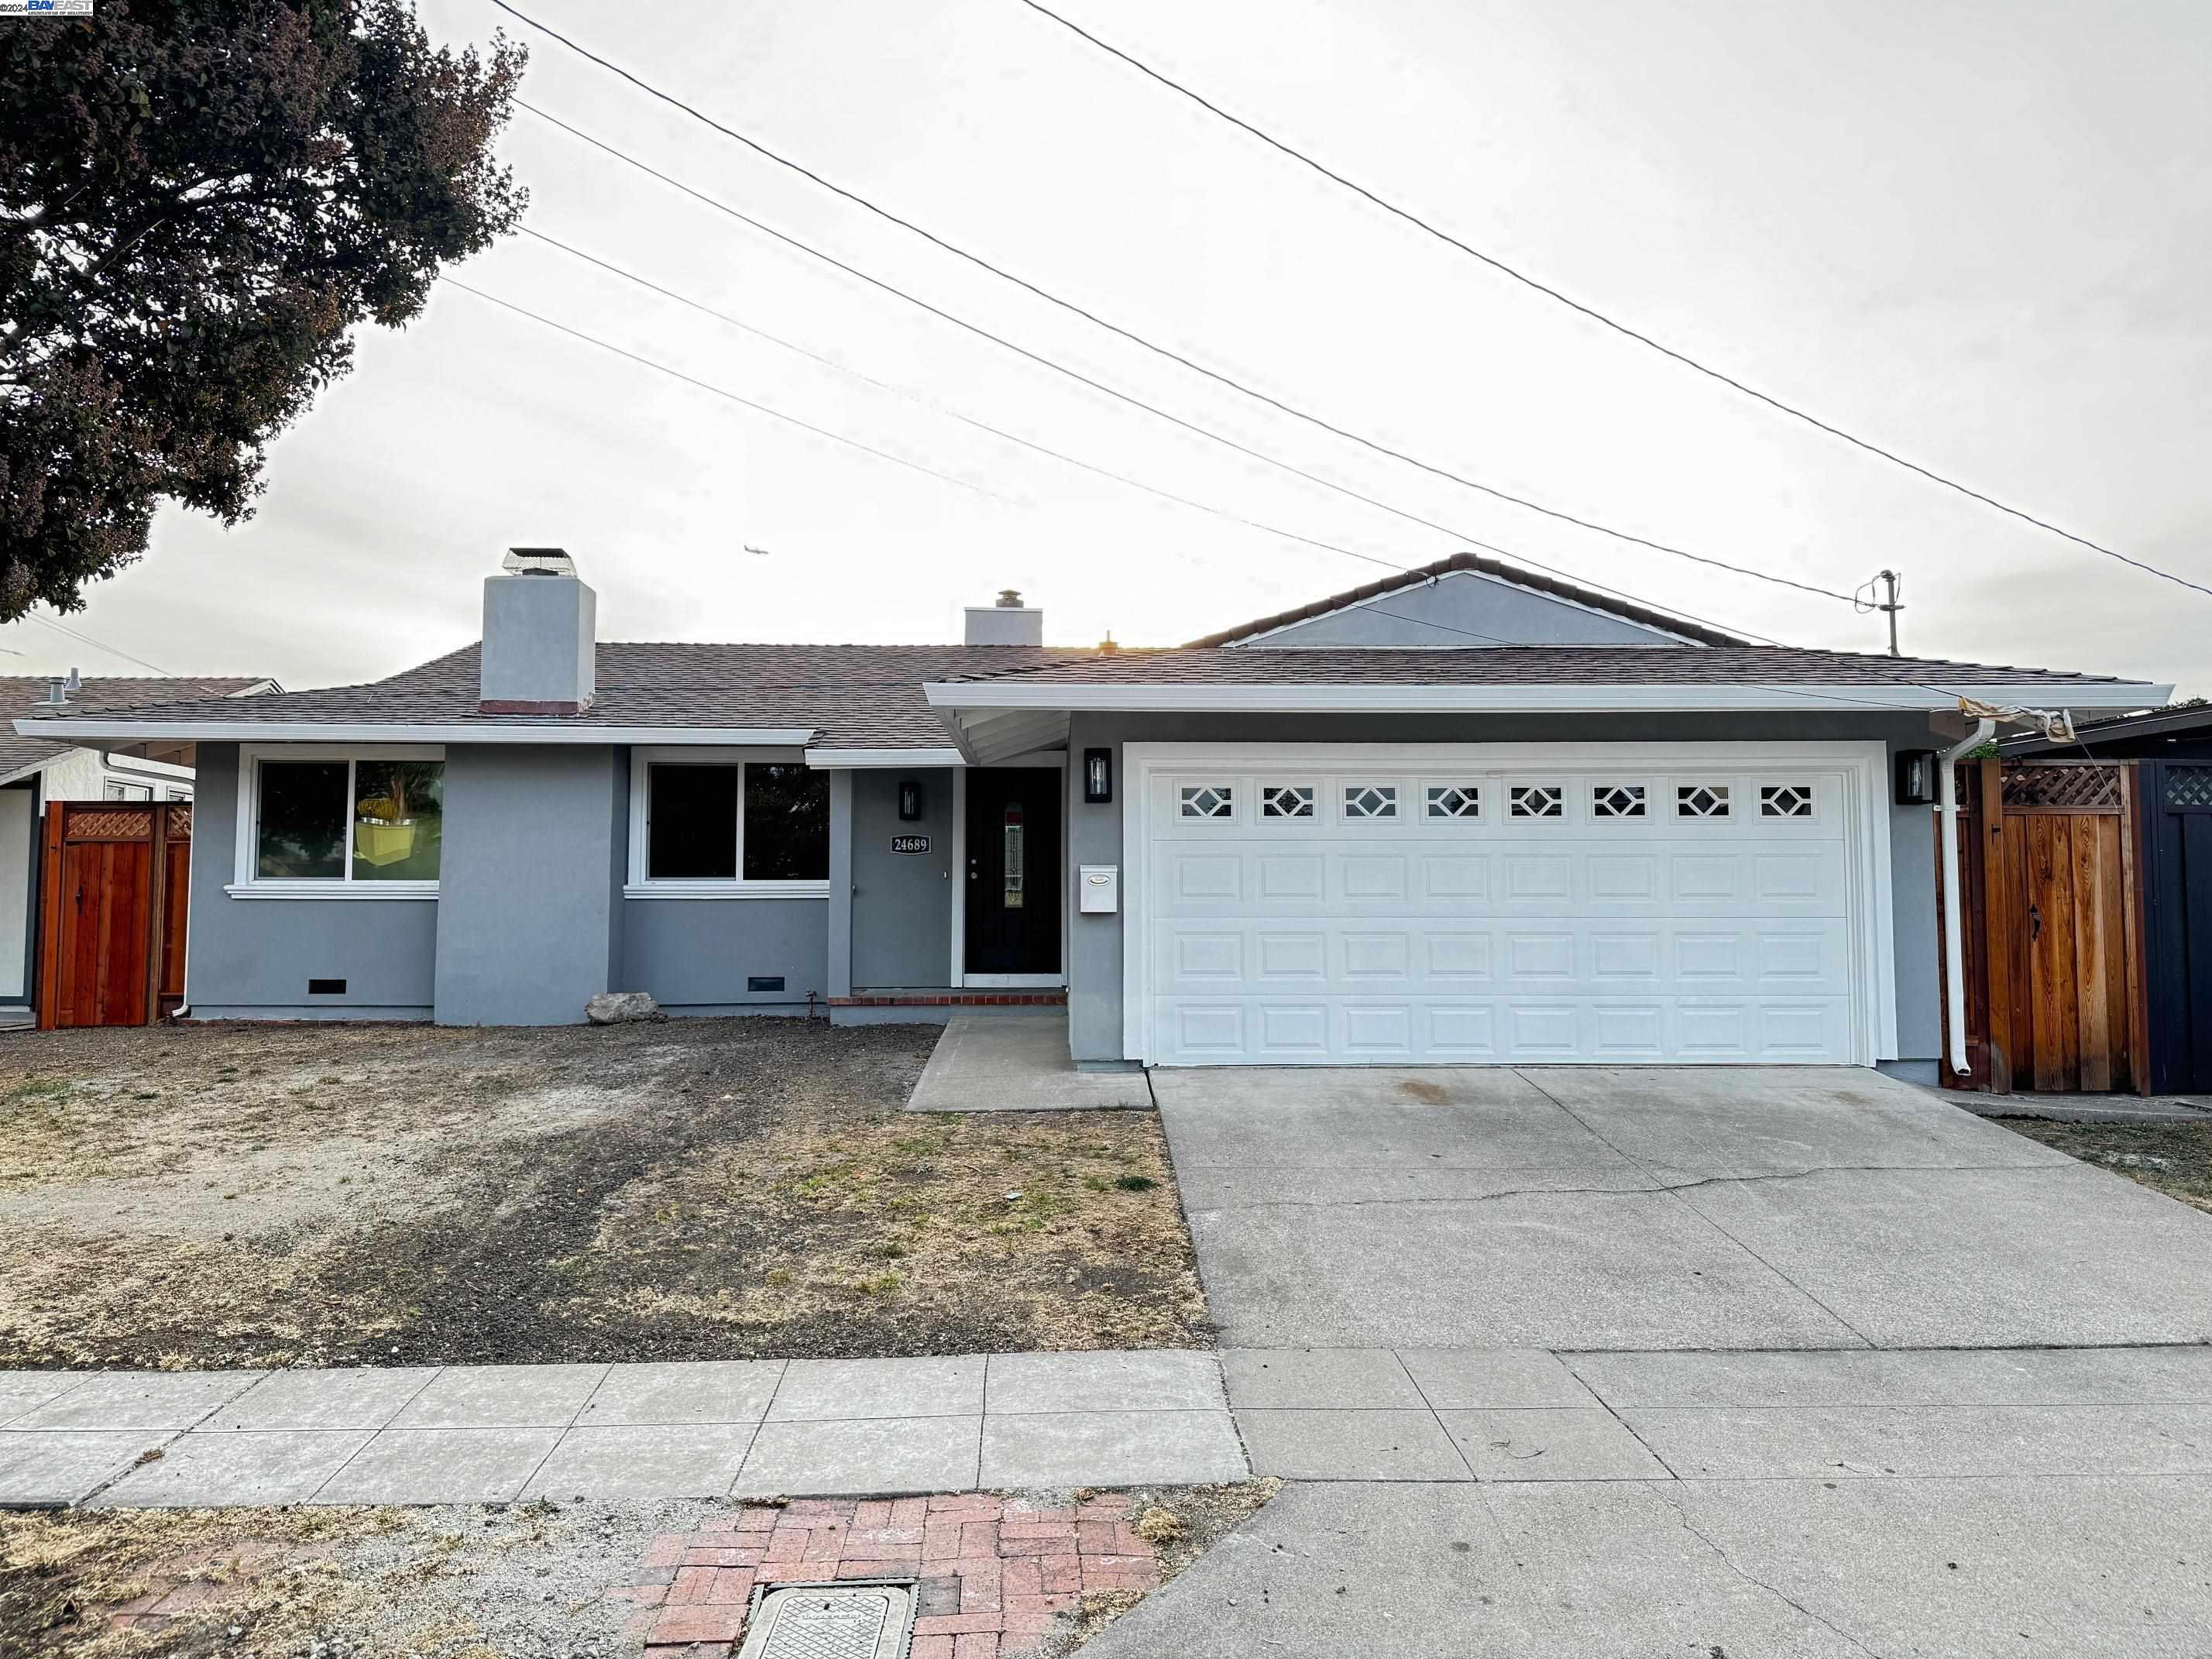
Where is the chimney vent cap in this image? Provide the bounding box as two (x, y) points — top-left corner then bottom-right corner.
(503, 547), (578, 578)
(995, 588), (1023, 608)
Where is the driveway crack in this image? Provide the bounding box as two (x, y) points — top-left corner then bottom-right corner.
(1649, 1484), (1885, 1657)
(1192, 1163), (2052, 1212)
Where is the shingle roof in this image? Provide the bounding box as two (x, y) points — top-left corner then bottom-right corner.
(938, 644), (2133, 689)
(0, 675), (274, 781)
(1183, 551), (1754, 648)
(14, 645), (1083, 749)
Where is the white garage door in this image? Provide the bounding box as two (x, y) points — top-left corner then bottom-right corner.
(1131, 744), (1886, 1066)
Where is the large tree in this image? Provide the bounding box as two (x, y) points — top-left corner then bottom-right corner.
(0, 0), (525, 618)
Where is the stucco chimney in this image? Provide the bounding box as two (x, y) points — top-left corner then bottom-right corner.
(964, 588), (1042, 647)
(480, 548), (596, 714)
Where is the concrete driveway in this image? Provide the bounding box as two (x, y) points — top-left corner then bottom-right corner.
(1158, 1065), (2212, 1350)
(1082, 1066), (2212, 1655)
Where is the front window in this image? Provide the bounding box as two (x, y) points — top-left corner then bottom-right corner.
(252, 755), (443, 885)
(641, 760), (828, 884)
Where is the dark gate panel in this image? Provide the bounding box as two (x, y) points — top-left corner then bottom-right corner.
(2146, 763), (2212, 1094)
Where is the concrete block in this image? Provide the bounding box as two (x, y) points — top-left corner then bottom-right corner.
(905, 1013), (1152, 1112)
(95, 1430), (373, 1507)
(1437, 1408), (1671, 1482)
(1235, 1409), (1469, 1481)
(769, 1357), (984, 1421)
(986, 1351), (1223, 1414)
(1396, 1349), (1599, 1410)
(736, 1415), (981, 1497)
(578, 1361), (786, 1426)
(523, 1424), (757, 1499)
(0, 1431), (151, 1508)
(200, 1368), (441, 1431)
(1219, 1348), (1426, 1410)
(313, 1427), (563, 1503)
(979, 1410), (1245, 1489)
(9, 1371), (263, 1431)
(387, 1363), (608, 1428)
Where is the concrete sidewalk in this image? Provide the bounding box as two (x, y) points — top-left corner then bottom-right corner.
(0, 1350), (1244, 1510)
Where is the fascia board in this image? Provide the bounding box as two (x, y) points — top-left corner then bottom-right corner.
(922, 682), (2169, 714)
(10, 720), (818, 745)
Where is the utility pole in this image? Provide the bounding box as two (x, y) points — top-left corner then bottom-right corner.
(1857, 569), (1904, 656)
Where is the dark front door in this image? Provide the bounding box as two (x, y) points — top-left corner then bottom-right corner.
(965, 768), (1061, 976)
(2147, 762), (2212, 1093)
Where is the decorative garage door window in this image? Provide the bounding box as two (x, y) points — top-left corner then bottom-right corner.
(1510, 784), (1563, 819)
(1677, 783), (1732, 818)
(1261, 785), (1314, 819)
(1760, 784), (1815, 818)
(1002, 804), (1025, 908)
(1426, 785), (1481, 819)
(1342, 785), (1398, 819)
(1179, 785), (1234, 819)
(1592, 784), (1646, 819)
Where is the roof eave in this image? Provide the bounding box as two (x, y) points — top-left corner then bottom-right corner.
(9, 718), (818, 745)
(923, 681), (2171, 715)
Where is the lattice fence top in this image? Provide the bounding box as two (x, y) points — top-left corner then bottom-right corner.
(60, 806), (155, 842)
(2166, 767), (2212, 812)
(2001, 762), (2124, 813)
(166, 803), (193, 840)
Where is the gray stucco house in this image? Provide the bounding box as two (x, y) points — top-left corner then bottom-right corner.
(19, 549), (2165, 1078)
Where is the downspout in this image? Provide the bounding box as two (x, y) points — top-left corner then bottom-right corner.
(1937, 718), (1995, 1076)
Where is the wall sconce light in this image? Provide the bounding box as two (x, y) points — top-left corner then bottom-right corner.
(1894, 750), (1939, 806)
(1083, 747), (1113, 805)
(898, 779), (923, 821)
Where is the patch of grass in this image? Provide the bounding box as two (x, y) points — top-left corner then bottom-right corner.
(1994, 1117), (2212, 1213)
(1115, 1174), (1158, 1192)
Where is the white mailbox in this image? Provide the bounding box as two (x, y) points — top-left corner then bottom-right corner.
(1078, 864), (1120, 914)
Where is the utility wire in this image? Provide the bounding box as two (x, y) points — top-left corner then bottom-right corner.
(488, 2), (1856, 607)
(520, 225), (1418, 579)
(1012, 0), (2212, 606)
(22, 611), (173, 675)
(516, 103), (1780, 648)
(438, 277), (1011, 502)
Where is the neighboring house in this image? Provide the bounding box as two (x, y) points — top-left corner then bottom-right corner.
(0, 674), (280, 1019)
(16, 551), (2166, 1079)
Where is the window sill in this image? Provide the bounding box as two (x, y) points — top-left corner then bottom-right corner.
(225, 882), (438, 901)
(623, 881), (831, 901)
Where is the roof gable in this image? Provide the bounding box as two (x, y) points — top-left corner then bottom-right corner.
(1187, 552), (1749, 649)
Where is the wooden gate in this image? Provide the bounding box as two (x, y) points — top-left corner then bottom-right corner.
(1945, 760), (2145, 1093)
(37, 801), (191, 1029)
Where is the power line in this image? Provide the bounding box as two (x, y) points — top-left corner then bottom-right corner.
(488, 2), (1857, 608)
(1012, 0), (2212, 606)
(438, 277), (1013, 501)
(520, 225), (1417, 578)
(515, 103), (1781, 648)
(22, 611), (173, 675)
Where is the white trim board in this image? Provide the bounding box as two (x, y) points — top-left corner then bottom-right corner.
(16, 719), (816, 745)
(1119, 740), (1899, 1069)
(807, 747), (964, 769)
(929, 682), (2166, 714)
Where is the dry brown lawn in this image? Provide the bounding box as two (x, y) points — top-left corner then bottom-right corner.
(0, 1018), (1205, 1370)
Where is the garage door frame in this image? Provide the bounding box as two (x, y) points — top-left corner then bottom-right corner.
(1121, 740), (1898, 1066)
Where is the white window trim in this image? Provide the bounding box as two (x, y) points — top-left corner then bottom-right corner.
(624, 745), (830, 900)
(230, 743), (445, 900)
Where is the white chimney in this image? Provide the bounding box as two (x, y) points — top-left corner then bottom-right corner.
(965, 587), (1042, 647)
(480, 547), (596, 714)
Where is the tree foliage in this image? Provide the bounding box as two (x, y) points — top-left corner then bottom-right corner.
(0, 0), (525, 617)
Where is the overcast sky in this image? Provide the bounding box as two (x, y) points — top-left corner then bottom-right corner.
(8, 0), (2208, 697)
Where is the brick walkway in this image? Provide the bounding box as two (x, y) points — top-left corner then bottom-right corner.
(620, 1492), (1163, 1657)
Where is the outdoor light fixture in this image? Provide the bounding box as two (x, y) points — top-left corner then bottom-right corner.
(898, 779), (923, 821)
(1895, 749), (1939, 805)
(1084, 747), (1113, 804)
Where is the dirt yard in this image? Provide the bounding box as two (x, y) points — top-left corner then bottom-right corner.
(1994, 1115), (2212, 1214)
(0, 1018), (1206, 1371)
